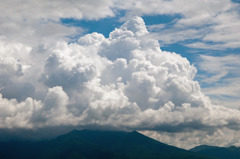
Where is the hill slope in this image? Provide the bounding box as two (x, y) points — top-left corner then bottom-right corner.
(0, 129), (216, 159)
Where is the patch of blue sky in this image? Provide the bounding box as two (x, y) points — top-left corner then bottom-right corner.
(161, 43), (198, 62)
(61, 16), (121, 38)
(232, 0), (240, 3)
(142, 14), (180, 25)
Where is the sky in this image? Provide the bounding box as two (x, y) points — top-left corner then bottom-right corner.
(0, 0), (240, 149)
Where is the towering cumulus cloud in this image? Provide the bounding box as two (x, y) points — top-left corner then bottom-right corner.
(0, 17), (240, 135)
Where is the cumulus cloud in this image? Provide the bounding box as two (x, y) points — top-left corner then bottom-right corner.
(0, 94), (37, 129)
(0, 41), (36, 100)
(1, 17), (240, 137)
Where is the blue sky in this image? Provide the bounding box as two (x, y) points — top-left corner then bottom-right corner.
(0, 0), (240, 149)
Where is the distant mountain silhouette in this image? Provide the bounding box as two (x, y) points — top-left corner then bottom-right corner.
(0, 129), (216, 159)
(190, 145), (240, 159)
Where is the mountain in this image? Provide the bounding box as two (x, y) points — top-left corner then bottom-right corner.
(190, 145), (240, 159)
(0, 129), (216, 159)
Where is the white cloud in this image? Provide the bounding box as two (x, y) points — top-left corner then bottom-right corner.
(172, 0), (240, 50)
(0, 94), (38, 129)
(0, 0), (114, 21)
(1, 17), (240, 133)
(0, 0), (114, 44)
(185, 42), (225, 50)
(198, 54), (240, 83)
(149, 27), (205, 46)
(202, 12), (240, 44)
(31, 86), (73, 126)
(0, 41), (37, 100)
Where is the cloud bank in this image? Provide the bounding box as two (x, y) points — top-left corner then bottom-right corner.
(0, 17), (240, 136)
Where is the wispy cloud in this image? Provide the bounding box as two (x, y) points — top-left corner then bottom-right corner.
(197, 54), (240, 109)
(135, 0), (240, 50)
(198, 54), (240, 82)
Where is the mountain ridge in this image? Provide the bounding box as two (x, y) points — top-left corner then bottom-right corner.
(0, 129), (217, 159)
(190, 145), (240, 159)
